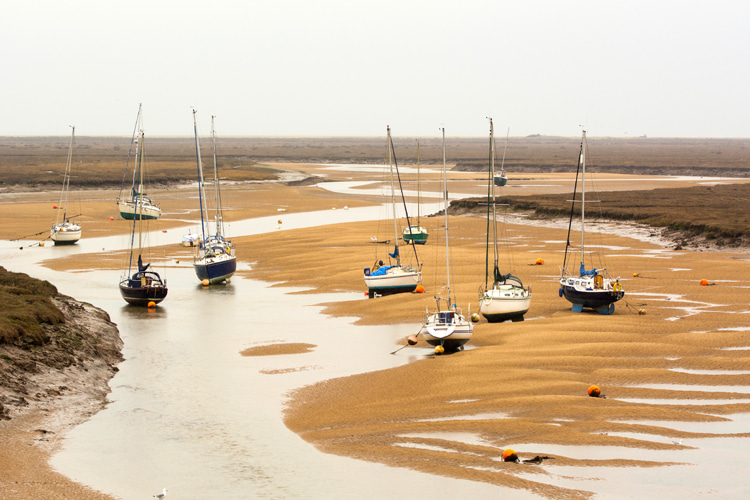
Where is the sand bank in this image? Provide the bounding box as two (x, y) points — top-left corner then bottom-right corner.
(2, 164), (749, 498)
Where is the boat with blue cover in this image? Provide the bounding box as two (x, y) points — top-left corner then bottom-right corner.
(192, 111), (236, 285)
(559, 130), (624, 314)
(364, 126), (422, 297)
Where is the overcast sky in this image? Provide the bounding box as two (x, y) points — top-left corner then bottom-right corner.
(3, 1), (748, 137)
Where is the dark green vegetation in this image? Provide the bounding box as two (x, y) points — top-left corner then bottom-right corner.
(453, 183), (750, 247)
(0, 267), (64, 345)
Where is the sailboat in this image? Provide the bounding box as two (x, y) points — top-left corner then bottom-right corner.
(364, 126), (422, 297)
(559, 130), (624, 314)
(117, 105), (162, 220)
(50, 126), (82, 245)
(493, 129), (509, 187)
(479, 119), (531, 322)
(119, 114), (168, 306)
(418, 128), (472, 353)
(402, 139), (429, 245)
(192, 111), (236, 285)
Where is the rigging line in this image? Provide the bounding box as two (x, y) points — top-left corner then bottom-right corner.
(119, 105), (142, 200)
(11, 229), (50, 241)
(389, 132), (420, 266)
(562, 137), (584, 273)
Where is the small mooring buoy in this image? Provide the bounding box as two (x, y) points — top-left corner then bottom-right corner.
(471, 313), (480, 322)
(502, 449), (519, 462)
(434, 345), (445, 355)
(202, 279), (210, 286)
(147, 301), (156, 308)
(407, 335), (418, 345)
(588, 385), (606, 398)
(415, 285), (425, 293)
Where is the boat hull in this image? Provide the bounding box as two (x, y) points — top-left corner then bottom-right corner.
(480, 290), (531, 322)
(50, 224), (81, 245)
(402, 226), (429, 245)
(493, 175), (507, 187)
(119, 276), (168, 306)
(561, 286), (624, 309)
(194, 254), (236, 284)
(364, 267), (420, 296)
(118, 201), (161, 220)
(419, 311), (473, 351)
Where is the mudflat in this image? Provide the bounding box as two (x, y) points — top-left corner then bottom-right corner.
(1, 137), (749, 498)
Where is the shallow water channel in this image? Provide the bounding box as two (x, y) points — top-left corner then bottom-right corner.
(1, 206), (520, 499)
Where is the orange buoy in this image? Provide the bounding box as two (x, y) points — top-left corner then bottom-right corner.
(109, 216), (114, 221)
(588, 385), (601, 398)
(53, 205), (57, 209)
(278, 219), (283, 224)
(502, 449), (519, 462)
(415, 285), (425, 293)
(700, 279), (708, 286)
(147, 301), (156, 308)
(535, 258), (544, 265)
(407, 335), (418, 345)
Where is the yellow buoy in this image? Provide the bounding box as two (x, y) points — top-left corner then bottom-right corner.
(147, 301), (156, 308)
(535, 258), (544, 265)
(202, 279), (210, 286)
(471, 313), (480, 323)
(434, 345), (445, 355)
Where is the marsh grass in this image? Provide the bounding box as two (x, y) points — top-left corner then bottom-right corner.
(3, 136), (748, 188)
(0, 136), (278, 188)
(0, 267), (64, 345)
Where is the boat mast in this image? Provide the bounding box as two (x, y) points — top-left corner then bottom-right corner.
(192, 110), (209, 245)
(137, 131), (145, 256)
(387, 126), (401, 266)
(580, 130), (586, 269)
(440, 127), (453, 308)
(416, 139), (421, 225)
(57, 126), (75, 224)
(211, 115), (223, 239)
(490, 120), (500, 285)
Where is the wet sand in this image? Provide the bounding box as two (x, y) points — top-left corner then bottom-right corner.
(2, 164), (750, 498)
